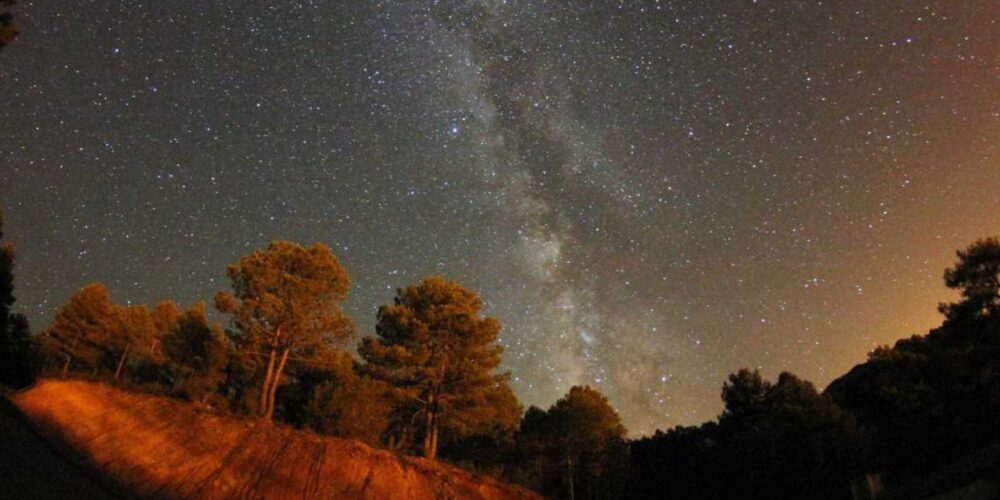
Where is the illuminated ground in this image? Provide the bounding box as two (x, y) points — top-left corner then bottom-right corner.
(8, 379), (537, 500)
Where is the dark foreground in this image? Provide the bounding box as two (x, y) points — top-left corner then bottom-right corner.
(0, 395), (114, 499)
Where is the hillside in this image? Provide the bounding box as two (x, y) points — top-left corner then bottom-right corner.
(10, 379), (539, 499)
(823, 318), (1000, 495)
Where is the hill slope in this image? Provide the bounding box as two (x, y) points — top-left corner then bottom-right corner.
(11, 379), (539, 499)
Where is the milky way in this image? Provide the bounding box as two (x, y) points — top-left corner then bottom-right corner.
(1, 1), (998, 434)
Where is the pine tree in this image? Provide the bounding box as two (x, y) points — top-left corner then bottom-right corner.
(516, 386), (626, 499)
(42, 282), (181, 382)
(215, 241), (354, 420)
(42, 283), (126, 376)
(162, 302), (228, 401)
(0, 207), (36, 387)
(360, 276), (517, 460)
(939, 237), (1000, 322)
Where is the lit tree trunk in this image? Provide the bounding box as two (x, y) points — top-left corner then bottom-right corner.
(259, 347), (276, 417)
(423, 410), (435, 459)
(423, 393), (436, 460)
(264, 348), (289, 420)
(429, 420), (439, 460)
(114, 343), (130, 380)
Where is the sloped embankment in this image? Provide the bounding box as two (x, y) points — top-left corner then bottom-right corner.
(13, 379), (539, 499)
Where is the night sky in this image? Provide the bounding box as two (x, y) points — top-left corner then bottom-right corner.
(1, 1), (998, 435)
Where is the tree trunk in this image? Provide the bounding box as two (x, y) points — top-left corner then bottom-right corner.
(567, 450), (575, 500)
(397, 408), (421, 452)
(429, 421), (439, 460)
(114, 343), (130, 380)
(395, 427), (410, 451)
(264, 348), (289, 420)
(62, 355), (71, 377)
(423, 403), (436, 460)
(259, 347), (277, 417)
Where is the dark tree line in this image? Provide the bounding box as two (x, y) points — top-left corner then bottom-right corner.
(514, 386), (628, 499)
(0, 208), (37, 387)
(824, 238), (1000, 495)
(3, 201), (1000, 499)
(632, 237), (1000, 499)
(632, 370), (863, 499)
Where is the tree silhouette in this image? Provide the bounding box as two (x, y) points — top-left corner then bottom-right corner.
(215, 241), (354, 420)
(718, 370), (862, 499)
(939, 237), (1000, 322)
(0, 207), (36, 387)
(633, 370), (862, 499)
(360, 276), (516, 460)
(516, 385), (627, 500)
(720, 368), (768, 417)
(825, 240), (1000, 489)
(0, 1), (17, 51)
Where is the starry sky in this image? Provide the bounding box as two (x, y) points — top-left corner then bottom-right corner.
(1, 1), (998, 435)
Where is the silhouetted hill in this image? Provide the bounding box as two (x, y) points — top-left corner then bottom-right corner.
(824, 317), (1000, 494)
(9, 379), (539, 499)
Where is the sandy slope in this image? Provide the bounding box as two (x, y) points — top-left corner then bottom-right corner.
(11, 379), (539, 500)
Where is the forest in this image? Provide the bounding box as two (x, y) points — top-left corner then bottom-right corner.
(1, 206), (999, 499)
